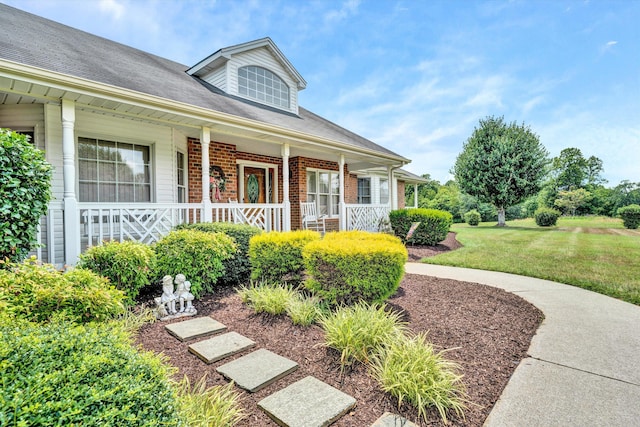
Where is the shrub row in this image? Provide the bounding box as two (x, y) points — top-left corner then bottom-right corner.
(389, 208), (453, 245)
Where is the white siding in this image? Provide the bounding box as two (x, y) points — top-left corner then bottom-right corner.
(202, 67), (227, 92)
(228, 47), (299, 114)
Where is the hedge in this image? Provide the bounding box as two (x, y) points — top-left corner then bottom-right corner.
(534, 207), (561, 227)
(389, 208), (453, 245)
(617, 204), (640, 229)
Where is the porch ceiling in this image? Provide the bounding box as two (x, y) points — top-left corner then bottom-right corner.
(0, 70), (405, 170)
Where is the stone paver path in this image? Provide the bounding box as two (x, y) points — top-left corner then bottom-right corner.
(217, 348), (299, 392)
(164, 316), (226, 341)
(258, 376), (357, 427)
(188, 331), (255, 364)
(371, 412), (418, 427)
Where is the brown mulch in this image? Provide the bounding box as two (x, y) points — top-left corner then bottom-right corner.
(135, 232), (543, 426)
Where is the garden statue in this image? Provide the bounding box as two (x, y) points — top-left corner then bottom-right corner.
(153, 274), (197, 320)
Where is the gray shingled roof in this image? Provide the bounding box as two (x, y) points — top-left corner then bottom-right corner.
(0, 4), (406, 161)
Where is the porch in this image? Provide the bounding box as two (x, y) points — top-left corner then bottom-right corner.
(35, 202), (392, 266)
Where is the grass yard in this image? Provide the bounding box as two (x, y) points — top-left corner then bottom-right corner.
(423, 216), (640, 305)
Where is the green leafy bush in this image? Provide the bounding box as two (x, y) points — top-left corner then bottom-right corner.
(0, 319), (179, 427)
(319, 302), (406, 366)
(249, 230), (320, 285)
(177, 376), (245, 427)
(464, 209), (481, 226)
(303, 231), (407, 306)
(154, 229), (236, 299)
(0, 258), (125, 323)
(236, 281), (296, 315)
(617, 204), (640, 229)
(0, 129), (52, 262)
(370, 332), (467, 424)
(176, 222), (262, 285)
(534, 207), (561, 227)
(389, 208), (453, 245)
(78, 240), (156, 305)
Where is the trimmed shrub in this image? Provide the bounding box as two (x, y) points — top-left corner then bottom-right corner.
(617, 204), (640, 229)
(0, 129), (52, 263)
(249, 230), (320, 285)
(0, 258), (125, 323)
(319, 303), (406, 366)
(370, 332), (467, 424)
(464, 209), (481, 226)
(0, 319), (179, 427)
(154, 229), (236, 299)
(389, 208), (453, 245)
(304, 231), (407, 306)
(78, 240), (156, 305)
(534, 207), (561, 227)
(176, 222), (262, 286)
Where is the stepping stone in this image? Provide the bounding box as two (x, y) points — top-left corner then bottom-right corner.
(217, 349), (299, 392)
(258, 376), (356, 427)
(165, 316), (226, 342)
(371, 412), (418, 427)
(188, 331), (255, 364)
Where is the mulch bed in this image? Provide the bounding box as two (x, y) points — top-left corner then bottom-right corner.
(135, 232), (543, 426)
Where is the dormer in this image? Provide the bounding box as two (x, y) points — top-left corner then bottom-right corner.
(187, 37), (306, 115)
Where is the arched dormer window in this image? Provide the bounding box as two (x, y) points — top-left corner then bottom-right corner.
(238, 66), (290, 108)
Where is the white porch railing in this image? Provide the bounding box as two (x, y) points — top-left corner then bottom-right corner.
(79, 202), (285, 251)
(32, 201), (64, 265)
(345, 204), (391, 232)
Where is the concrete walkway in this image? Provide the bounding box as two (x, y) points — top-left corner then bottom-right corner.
(405, 263), (640, 427)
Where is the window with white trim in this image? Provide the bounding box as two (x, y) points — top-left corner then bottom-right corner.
(307, 170), (340, 216)
(380, 178), (389, 204)
(78, 137), (151, 202)
(238, 66), (290, 108)
(357, 178), (371, 204)
(176, 151), (186, 203)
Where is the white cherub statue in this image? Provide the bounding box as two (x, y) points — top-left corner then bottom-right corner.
(160, 275), (177, 315)
(174, 274), (195, 313)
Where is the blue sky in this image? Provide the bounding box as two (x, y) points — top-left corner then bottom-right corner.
(6, 0), (639, 185)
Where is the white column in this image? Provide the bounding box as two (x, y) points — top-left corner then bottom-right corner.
(281, 144), (291, 231)
(388, 166), (395, 210)
(201, 127), (212, 222)
(414, 183), (419, 208)
(339, 154), (346, 230)
(61, 99), (80, 265)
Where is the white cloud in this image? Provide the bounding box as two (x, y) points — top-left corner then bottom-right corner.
(98, 0), (125, 20)
(324, 0), (361, 24)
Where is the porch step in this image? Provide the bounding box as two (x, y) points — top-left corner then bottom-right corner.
(371, 412), (418, 427)
(258, 376), (356, 427)
(217, 348), (299, 393)
(188, 331), (256, 364)
(164, 316), (226, 342)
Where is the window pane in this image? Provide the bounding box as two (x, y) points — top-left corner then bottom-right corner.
(331, 195), (339, 215)
(319, 172), (329, 194)
(118, 183), (135, 202)
(79, 160), (97, 180)
(78, 138), (97, 159)
(318, 195), (328, 215)
(238, 66), (289, 108)
(99, 162), (116, 182)
(98, 140), (117, 161)
(136, 184), (151, 202)
(307, 171), (316, 193)
(118, 163), (134, 183)
(331, 173), (340, 194)
(79, 182), (97, 202)
(99, 183), (117, 202)
(380, 178), (389, 204)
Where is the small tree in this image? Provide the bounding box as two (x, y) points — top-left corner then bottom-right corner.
(554, 189), (592, 217)
(0, 129), (52, 262)
(453, 116), (549, 226)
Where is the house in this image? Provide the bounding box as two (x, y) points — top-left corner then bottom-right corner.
(0, 4), (424, 266)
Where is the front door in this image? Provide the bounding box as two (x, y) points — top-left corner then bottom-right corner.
(243, 167), (266, 203)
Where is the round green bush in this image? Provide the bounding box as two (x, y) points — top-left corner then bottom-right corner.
(176, 222), (262, 285)
(464, 209), (481, 226)
(389, 208), (453, 245)
(617, 204), (640, 229)
(534, 207), (561, 227)
(0, 258), (125, 323)
(303, 231), (408, 306)
(78, 240), (156, 305)
(249, 230), (320, 285)
(0, 319), (179, 427)
(154, 229), (236, 298)
(0, 129), (52, 263)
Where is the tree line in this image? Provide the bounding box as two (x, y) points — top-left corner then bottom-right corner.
(406, 116), (640, 224)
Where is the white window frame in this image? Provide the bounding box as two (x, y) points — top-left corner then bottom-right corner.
(379, 177), (390, 205)
(77, 136), (153, 203)
(307, 168), (340, 217)
(237, 160), (279, 203)
(176, 150), (187, 203)
(238, 65), (290, 109)
(357, 177), (371, 204)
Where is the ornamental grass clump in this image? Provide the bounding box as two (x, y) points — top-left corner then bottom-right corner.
(249, 230), (320, 285)
(319, 302), (406, 366)
(304, 231), (407, 306)
(286, 294), (322, 326)
(154, 229), (236, 298)
(237, 281), (296, 315)
(176, 376), (245, 427)
(370, 332), (468, 424)
(78, 240), (156, 305)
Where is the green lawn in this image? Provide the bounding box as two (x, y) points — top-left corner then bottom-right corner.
(423, 217), (640, 305)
